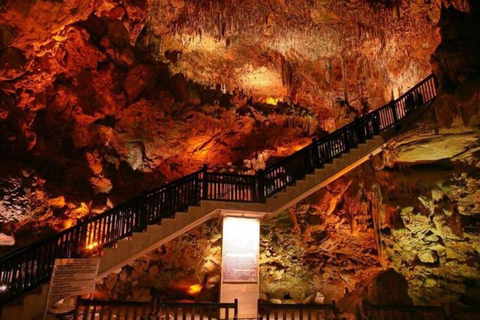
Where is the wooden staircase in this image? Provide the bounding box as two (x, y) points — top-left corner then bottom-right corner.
(1, 136), (386, 320)
(0, 75), (438, 320)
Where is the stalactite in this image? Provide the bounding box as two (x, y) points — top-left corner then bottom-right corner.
(341, 56), (349, 104)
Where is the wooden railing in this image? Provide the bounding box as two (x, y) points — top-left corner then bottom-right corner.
(0, 75), (438, 306)
(362, 300), (480, 320)
(258, 301), (340, 320)
(160, 300), (238, 320)
(73, 299), (238, 320)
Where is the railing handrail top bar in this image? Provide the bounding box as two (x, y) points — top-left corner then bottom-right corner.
(396, 74), (436, 100)
(143, 168), (204, 196)
(207, 171), (257, 179)
(0, 224), (83, 262)
(0, 169), (206, 260)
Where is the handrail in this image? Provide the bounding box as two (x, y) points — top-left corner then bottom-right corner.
(0, 74), (438, 306)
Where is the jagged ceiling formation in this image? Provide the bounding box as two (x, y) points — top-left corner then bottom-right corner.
(146, 0), (441, 110)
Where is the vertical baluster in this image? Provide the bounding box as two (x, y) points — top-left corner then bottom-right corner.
(156, 191), (161, 222)
(123, 306), (130, 320)
(102, 215), (108, 247)
(174, 185), (179, 213)
(275, 168), (279, 192)
(421, 84), (427, 104)
(161, 190), (166, 218)
(21, 250), (29, 289)
(207, 307), (212, 320)
(132, 305), (138, 320)
(425, 82), (430, 101)
(98, 304), (105, 320)
(182, 306), (187, 320)
(179, 183), (183, 209)
(189, 178), (194, 204)
(107, 303), (113, 320)
(81, 304), (90, 320)
(100, 217), (106, 248)
(124, 207), (130, 237)
(32, 245), (40, 286)
(181, 181), (185, 208)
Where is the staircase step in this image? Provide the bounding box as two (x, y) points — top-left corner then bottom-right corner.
(117, 240), (132, 253)
(296, 180), (308, 189)
(146, 224), (163, 233)
(188, 206), (201, 214)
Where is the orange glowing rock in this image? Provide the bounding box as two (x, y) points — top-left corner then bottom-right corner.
(187, 284), (202, 296)
(47, 196), (66, 209)
(266, 97), (282, 105)
(72, 202), (89, 217)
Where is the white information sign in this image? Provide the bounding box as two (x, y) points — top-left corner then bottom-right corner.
(44, 258), (100, 317)
(222, 216), (259, 283)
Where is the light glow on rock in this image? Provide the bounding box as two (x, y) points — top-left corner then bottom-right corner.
(266, 97), (282, 105)
(187, 284), (202, 295)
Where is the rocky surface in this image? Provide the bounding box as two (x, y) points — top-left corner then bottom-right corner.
(95, 220), (222, 301)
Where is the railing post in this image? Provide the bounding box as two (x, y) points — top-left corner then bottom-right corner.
(332, 300), (339, 318)
(138, 197), (148, 232)
(390, 100), (398, 123)
(234, 298), (238, 320)
(355, 116), (365, 143)
(257, 169), (266, 203)
(202, 164), (209, 200)
(312, 138), (320, 168)
(373, 112), (380, 134)
(77, 218), (88, 258)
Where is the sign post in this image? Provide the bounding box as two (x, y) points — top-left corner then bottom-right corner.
(43, 258), (100, 319)
(220, 216), (260, 318)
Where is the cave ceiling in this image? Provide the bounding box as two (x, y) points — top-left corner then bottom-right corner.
(147, 0), (442, 108)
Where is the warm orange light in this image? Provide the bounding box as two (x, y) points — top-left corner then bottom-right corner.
(63, 219), (73, 229)
(86, 242), (98, 250)
(187, 284), (202, 295)
(266, 97), (281, 105)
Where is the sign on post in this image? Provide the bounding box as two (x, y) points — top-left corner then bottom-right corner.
(222, 217), (259, 282)
(44, 258), (100, 318)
